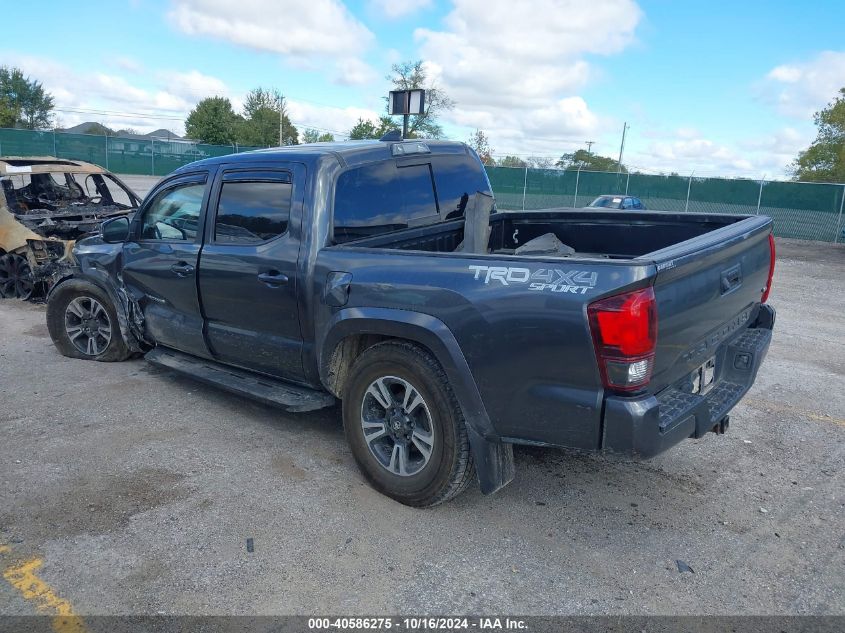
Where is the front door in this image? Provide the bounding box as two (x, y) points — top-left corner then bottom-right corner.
(197, 164), (305, 380)
(121, 171), (211, 357)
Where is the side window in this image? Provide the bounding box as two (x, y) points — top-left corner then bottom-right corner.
(622, 197), (634, 209)
(140, 182), (205, 241)
(634, 198), (643, 209)
(214, 174), (291, 244)
(432, 155), (492, 220)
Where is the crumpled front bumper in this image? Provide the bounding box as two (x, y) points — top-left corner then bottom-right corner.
(601, 304), (775, 458)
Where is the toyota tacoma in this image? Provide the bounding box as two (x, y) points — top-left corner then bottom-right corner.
(45, 139), (776, 506)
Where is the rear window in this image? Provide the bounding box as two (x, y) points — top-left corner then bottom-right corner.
(333, 161), (438, 243)
(431, 155), (491, 220)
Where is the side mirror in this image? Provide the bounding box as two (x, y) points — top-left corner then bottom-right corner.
(101, 216), (130, 243)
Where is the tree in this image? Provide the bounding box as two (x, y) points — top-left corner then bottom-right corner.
(386, 60), (454, 139)
(0, 66), (55, 129)
(348, 116), (395, 140)
(185, 97), (240, 145)
(238, 88), (298, 146)
(556, 149), (625, 172)
(498, 155), (527, 168)
(468, 129), (494, 165)
(526, 156), (554, 169)
(791, 87), (845, 182)
(302, 128), (334, 143)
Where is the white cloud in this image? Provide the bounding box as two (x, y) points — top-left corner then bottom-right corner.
(625, 126), (812, 178)
(760, 51), (845, 118)
(158, 69), (231, 102)
(0, 52), (226, 134)
(168, 0), (374, 58)
(369, 0), (432, 19)
(113, 56), (143, 73)
(333, 58), (379, 86)
(414, 0), (640, 157)
(286, 100), (382, 139)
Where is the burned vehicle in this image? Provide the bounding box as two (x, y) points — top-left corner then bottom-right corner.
(0, 157), (141, 299)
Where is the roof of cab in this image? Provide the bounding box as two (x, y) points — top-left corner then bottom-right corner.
(173, 139), (471, 174)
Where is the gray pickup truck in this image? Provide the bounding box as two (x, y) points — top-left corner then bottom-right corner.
(45, 139), (776, 506)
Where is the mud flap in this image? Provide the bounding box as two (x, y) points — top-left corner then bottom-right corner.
(467, 425), (515, 495)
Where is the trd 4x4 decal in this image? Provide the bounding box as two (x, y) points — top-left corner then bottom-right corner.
(468, 265), (598, 294)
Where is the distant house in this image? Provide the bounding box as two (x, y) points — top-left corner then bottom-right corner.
(60, 123), (201, 157)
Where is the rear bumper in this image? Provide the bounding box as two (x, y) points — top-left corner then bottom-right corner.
(601, 304), (775, 458)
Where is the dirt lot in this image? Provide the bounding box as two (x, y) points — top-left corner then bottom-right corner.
(0, 239), (842, 616)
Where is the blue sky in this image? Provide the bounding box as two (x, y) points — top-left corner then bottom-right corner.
(3, 0), (845, 177)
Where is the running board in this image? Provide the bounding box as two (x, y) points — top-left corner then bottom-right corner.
(145, 347), (335, 413)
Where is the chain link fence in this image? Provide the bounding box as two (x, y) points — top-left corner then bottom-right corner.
(0, 128), (265, 178)
(1, 127), (843, 242)
(485, 165), (845, 243)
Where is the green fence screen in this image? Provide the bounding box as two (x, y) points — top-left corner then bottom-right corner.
(485, 165), (845, 243)
(1, 128), (843, 242)
(0, 128), (264, 178)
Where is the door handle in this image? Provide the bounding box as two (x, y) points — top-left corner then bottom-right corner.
(258, 271), (289, 287)
(170, 262), (195, 276)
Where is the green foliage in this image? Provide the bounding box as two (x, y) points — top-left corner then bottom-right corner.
(386, 60), (454, 139)
(185, 97), (241, 145)
(498, 155), (527, 168)
(237, 88), (298, 146)
(302, 128), (334, 143)
(556, 149), (625, 172)
(348, 116), (396, 140)
(792, 87), (845, 182)
(468, 129), (494, 165)
(0, 66), (55, 129)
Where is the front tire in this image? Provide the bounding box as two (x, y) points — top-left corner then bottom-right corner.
(46, 280), (131, 362)
(343, 341), (475, 507)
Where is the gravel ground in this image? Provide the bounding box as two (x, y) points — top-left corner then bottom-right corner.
(0, 239), (842, 616)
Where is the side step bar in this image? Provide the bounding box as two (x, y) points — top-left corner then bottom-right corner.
(145, 347), (336, 413)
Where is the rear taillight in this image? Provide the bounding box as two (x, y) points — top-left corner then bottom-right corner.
(588, 287), (657, 392)
(761, 233), (775, 303)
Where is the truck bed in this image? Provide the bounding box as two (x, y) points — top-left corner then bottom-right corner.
(321, 207), (773, 453)
(343, 209), (756, 260)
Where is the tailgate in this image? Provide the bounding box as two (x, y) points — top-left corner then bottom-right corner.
(644, 216), (773, 393)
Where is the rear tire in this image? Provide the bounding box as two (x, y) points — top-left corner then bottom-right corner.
(46, 280), (131, 362)
(343, 341), (475, 507)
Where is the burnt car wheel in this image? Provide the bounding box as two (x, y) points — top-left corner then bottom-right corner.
(343, 341), (475, 507)
(0, 254), (34, 300)
(46, 280), (131, 362)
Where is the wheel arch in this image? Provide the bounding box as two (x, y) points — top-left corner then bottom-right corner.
(319, 307), (514, 495)
(48, 272), (147, 353)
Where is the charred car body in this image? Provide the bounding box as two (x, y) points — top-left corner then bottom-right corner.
(0, 157), (141, 299)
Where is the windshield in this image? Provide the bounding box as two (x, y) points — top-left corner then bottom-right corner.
(588, 196), (624, 209)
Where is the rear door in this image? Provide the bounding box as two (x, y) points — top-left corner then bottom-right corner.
(197, 164), (305, 380)
(121, 171), (212, 357)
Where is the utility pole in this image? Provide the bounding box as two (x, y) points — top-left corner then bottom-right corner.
(585, 141), (595, 155)
(617, 123), (629, 173)
(279, 95), (286, 146)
